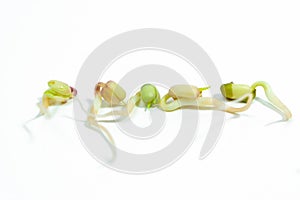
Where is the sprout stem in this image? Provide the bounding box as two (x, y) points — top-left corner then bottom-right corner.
(159, 92), (253, 113)
(251, 81), (292, 120)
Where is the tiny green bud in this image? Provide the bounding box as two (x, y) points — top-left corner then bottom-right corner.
(220, 82), (256, 103)
(141, 84), (160, 109)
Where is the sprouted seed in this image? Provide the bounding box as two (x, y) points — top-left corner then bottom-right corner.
(24, 80), (77, 125)
(221, 81), (292, 120)
(140, 84), (160, 110)
(39, 80), (77, 115)
(90, 80), (133, 119)
(220, 82), (256, 103)
(86, 80), (128, 161)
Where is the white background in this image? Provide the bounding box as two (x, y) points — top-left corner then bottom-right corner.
(1, 0), (300, 199)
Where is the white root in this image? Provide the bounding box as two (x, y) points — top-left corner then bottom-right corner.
(251, 81), (292, 120)
(96, 92), (141, 119)
(86, 116), (116, 162)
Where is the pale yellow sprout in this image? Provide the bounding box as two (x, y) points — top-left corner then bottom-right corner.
(159, 84), (253, 113)
(220, 81), (292, 120)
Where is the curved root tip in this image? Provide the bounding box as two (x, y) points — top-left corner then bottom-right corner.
(251, 81), (292, 121)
